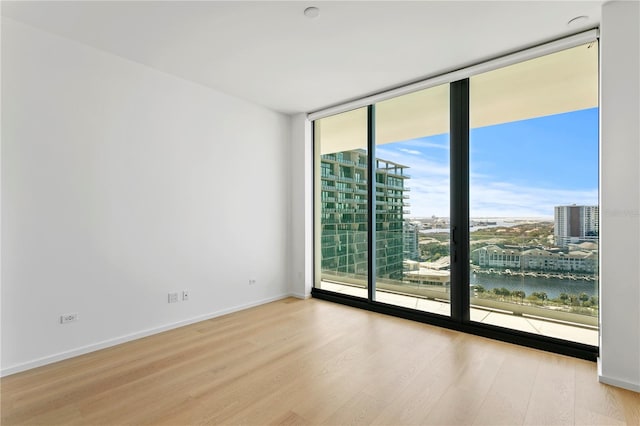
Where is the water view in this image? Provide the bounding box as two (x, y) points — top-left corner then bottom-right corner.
(316, 42), (599, 345)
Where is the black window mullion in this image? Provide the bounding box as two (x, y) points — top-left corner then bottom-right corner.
(450, 79), (470, 323)
(367, 104), (376, 302)
(313, 76), (599, 361)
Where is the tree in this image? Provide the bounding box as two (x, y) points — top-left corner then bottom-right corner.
(579, 292), (589, 302)
(568, 294), (579, 305)
(532, 291), (548, 301)
(512, 290), (526, 302)
(492, 287), (511, 299)
(559, 293), (569, 303)
(420, 242), (449, 262)
(474, 284), (486, 294)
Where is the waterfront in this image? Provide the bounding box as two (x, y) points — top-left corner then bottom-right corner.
(469, 272), (598, 299)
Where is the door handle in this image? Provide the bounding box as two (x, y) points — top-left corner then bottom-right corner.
(451, 226), (457, 262)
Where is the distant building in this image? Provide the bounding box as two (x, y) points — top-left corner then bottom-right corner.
(472, 244), (598, 273)
(554, 204), (599, 247)
(319, 149), (410, 280)
(403, 221), (420, 261)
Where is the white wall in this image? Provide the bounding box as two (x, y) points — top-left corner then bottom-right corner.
(598, 0), (640, 392)
(289, 114), (313, 298)
(1, 17), (291, 375)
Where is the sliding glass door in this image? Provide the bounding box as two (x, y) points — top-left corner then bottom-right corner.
(313, 38), (599, 354)
(468, 42), (599, 345)
(374, 85), (450, 315)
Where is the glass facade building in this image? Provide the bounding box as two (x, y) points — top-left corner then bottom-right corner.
(319, 149), (409, 282)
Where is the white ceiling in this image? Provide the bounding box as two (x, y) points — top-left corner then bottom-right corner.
(1, 1), (604, 115)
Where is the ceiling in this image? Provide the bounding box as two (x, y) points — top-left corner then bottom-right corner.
(1, 1), (604, 115)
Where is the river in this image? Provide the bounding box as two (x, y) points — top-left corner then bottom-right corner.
(469, 272), (598, 299)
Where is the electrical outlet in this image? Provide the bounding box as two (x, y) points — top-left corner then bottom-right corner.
(168, 292), (179, 303)
(60, 313), (78, 324)
(182, 290), (190, 301)
(249, 278), (257, 285)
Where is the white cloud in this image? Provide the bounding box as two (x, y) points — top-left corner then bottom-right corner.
(375, 143), (598, 219)
(376, 147), (451, 216)
(376, 147), (449, 177)
(398, 148), (422, 156)
(469, 182), (598, 218)
(394, 137), (449, 150)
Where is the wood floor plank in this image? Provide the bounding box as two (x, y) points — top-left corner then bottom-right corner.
(2, 297), (638, 426)
(471, 345), (541, 425)
(523, 352), (577, 425)
(574, 358), (627, 424)
(370, 333), (466, 425)
(418, 338), (507, 425)
(613, 386), (640, 426)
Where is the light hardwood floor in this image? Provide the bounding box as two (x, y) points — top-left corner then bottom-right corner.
(2, 298), (639, 425)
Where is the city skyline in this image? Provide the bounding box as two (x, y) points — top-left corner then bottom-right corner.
(375, 107), (599, 218)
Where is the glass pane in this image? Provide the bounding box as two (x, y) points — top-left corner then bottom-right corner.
(374, 84), (451, 315)
(469, 42), (599, 345)
(314, 108), (369, 298)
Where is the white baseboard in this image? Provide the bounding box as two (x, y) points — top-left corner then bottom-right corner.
(598, 375), (640, 392)
(290, 291), (311, 299)
(1, 293), (293, 377)
(597, 358), (640, 392)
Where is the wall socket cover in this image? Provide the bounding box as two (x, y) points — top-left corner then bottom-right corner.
(60, 313), (78, 324)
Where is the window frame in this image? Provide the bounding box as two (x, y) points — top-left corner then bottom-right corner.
(311, 32), (600, 361)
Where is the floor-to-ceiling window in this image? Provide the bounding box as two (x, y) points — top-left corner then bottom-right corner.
(468, 43), (599, 345)
(315, 107), (369, 297)
(373, 85), (451, 315)
(312, 34), (599, 358)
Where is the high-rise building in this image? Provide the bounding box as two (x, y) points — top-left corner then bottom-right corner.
(554, 204), (599, 247)
(403, 221), (420, 261)
(319, 149), (410, 281)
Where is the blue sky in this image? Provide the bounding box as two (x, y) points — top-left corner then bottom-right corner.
(376, 107), (599, 218)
